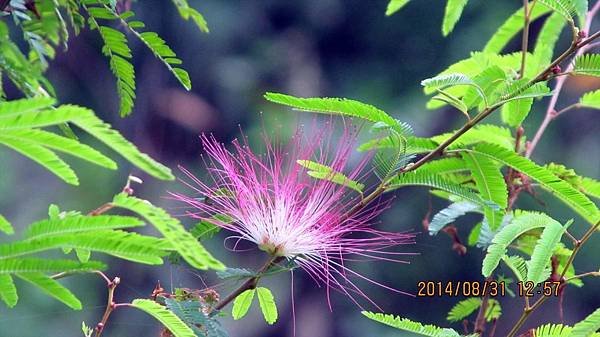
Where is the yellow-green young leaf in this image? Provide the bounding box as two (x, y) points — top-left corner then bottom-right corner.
(484, 5), (551, 54)
(527, 219), (570, 284)
(362, 311), (463, 336)
(111, 194), (224, 270)
(0, 230), (167, 265)
(0, 214), (14, 235)
(0, 259), (105, 274)
(482, 212), (554, 277)
(131, 299), (196, 337)
(71, 108), (174, 180)
(0, 274), (18, 307)
(264, 92), (405, 134)
(0, 135), (79, 185)
(256, 287), (278, 325)
(386, 0), (411, 16)
(462, 152), (507, 230)
(470, 143), (600, 225)
(232, 289), (255, 320)
(171, 0), (210, 33)
(574, 54), (600, 77)
(442, 0), (469, 36)
(534, 324), (572, 337)
(388, 171), (490, 207)
(447, 298), (481, 322)
(580, 177), (600, 199)
(533, 13), (566, 65)
(502, 255), (528, 282)
(536, 0), (579, 23)
(485, 299), (502, 322)
(16, 272), (81, 310)
(24, 215), (144, 240)
(571, 308), (600, 337)
(2, 129), (117, 169)
(297, 160), (364, 193)
(580, 90), (600, 109)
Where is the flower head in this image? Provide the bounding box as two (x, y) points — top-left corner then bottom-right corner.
(172, 122), (414, 307)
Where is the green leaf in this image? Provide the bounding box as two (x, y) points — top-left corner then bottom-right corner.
(416, 158), (469, 176)
(2, 129), (117, 169)
(256, 287), (278, 325)
(0, 97), (55, 116)
(533, 13), (567, 65)
(16, 272), (81, 309)
(24, 215), (144, 240)
(580, 89), (600, 109)
(571, 308), (600, 337)
(534, 324), (572, 337)
(469, 143), (599, 224)
(447, 298), (481, 322)
(362, 311), (462, 337)
(264, 92), (405, 134)
(297, 160), (364, 193)
(429, 201), (480, 235)
(574, 54), (600, 77)
(0, 215), (14, 235)
(232, 289), (255, 320)
(71, 110), (174, 180)
(164, 298), (210, 336)
(111, 193), (224, 270)
(131, 299), (197, 337)
(432, 124), (515, 150)
(536, 0), (578, 23)
(0, 134), (79, 185)
(0, 258), (105, 274)
(442, 0), (469, 36)
(580, 177), (600, 199)
(422, 73), (487, 106)
(485, 299), (502, 322)
(387, 171), (491, 207)
(484, 4), (551, 54)
(171, 0), (210, 33)
(482, 211), (556, 277)
(136, 32), (191, 90)
(462, 152), (507, 230)
(502, 255), (528, 282)
(190, 219), (221, 240)
(385, 0), (411, 16)
(0, 274), (18, 307)
(527, 219), (571, 284)
(0, 230), (167, 265)
(216, 268), (256, 281)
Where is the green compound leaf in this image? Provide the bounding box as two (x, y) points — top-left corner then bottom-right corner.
(232, 289), (255, 320)
(297, 160), (364, 193)
(442, 0), (469, 36)
(447, 298), (481, 322)
(256, 287), (278, 325)
(385, 0), (411, 16)
(469, 143), (599, 225)
(580, 89), (600, 109)
(131, 299), (196, 337)
(362, 311), (464, 337)
(112, 193), (224, 270)
(0, 274), (18, 307)
(462, 152), (507, 230)
(527, 219), (571, 284)
(16, 272), (82, 310)
(0, 215), (14, 235)
(0, 259), (105, 274)
(571, 308), (600, 337)
(482, 212), (556, 277)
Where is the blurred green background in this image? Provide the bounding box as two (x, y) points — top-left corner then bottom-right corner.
(0, 1), (599, 336)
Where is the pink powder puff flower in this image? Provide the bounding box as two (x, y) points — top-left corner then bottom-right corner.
(171, 122), (415, 308)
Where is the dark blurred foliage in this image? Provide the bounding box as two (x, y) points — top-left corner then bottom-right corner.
(0, 1), (599, 337)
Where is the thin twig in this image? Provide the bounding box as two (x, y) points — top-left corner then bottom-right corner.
(526, 1), (600, 157)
